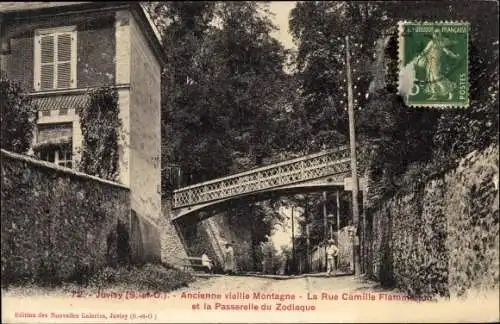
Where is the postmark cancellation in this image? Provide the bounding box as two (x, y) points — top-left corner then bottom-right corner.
(398, 21), (470, 108)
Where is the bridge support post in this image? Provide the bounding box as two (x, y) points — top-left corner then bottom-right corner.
(361, 170), (369, 274)
(305, 196), (311, 274)
(323, 191), (328, 272)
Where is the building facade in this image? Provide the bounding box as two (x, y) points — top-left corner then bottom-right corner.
(0, 2), (164, 262)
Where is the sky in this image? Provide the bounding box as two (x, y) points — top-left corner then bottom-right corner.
(270, 205), (305, 254)
(270, 207), (293, 251)
(268, 1), (297, 50)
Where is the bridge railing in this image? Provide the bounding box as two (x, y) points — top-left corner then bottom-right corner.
(172, 146), (351, 209)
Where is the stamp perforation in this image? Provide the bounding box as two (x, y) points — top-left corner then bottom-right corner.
(397, 20), (471, 109)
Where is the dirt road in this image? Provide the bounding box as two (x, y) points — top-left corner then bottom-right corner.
(2, 274), (498, 323)
(173, 274), (498, 322)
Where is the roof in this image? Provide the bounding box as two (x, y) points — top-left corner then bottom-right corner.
(138, 3), (162, 47)
(0, 2), (91, 13)
(31, 93), (89, 111)
(0, 2), (164, 66)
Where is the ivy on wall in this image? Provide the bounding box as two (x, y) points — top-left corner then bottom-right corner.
(1, 151), (131, 285)
(79, 87), (121, 181)
(366, 145), (499, 298)
(0, 70), (37, 153)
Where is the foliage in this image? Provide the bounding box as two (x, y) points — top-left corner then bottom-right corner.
(79, 87), (121, 181)
(290, 192), (353, 250)
(358, 1), (498, 290)
(147, 1), (290, 185)
(225, 201), (282, 271)
(33, 141), (72, 155)
(145, 2), (293, 265)
(289, 1), (498, 206)
(357, 90), (443, 202)
(145, 1), (498, 272)
(0, 71), (37, 153)
(288, 2), (497, 289)
(261, 241), (280, 274)
(288, 2), (387, 152)
(145, 2), (220, 186)
(180, 220), (223, 272)
(2, 264), (194, 292)
(368, 202), (394, 287)
(368, 1), (497, 205)
(1, 151), (130, 287)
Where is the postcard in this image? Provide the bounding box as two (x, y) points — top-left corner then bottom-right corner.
(1, 1), (499, 323)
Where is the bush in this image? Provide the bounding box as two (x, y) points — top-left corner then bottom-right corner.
(0, 71), (37, 153)
(68, 261), (95, 286)
(88, 263), (194, 292)
(37, 260), (63, 287)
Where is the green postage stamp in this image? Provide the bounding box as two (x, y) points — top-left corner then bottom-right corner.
(398, 21), (470, 108)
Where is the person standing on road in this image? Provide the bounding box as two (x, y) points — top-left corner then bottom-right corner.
(326, 239), (339, 276)
(223, 241), (235, 275)
(201, 252), (213, 273)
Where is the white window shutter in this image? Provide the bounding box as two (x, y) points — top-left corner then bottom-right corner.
(56, 33), (72, 89)
(34, 35), (40, 91)
(70, 31), (77, 88)
(34, 26), (77, 91)
(40, 35), (55, 90)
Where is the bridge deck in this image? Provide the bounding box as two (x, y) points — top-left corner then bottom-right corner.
(172, 146), (351, 213)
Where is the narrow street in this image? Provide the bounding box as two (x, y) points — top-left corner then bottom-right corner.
(179, 273), (382, 294)
(171, 274), (499, 323)
(2, 273), (498, 323)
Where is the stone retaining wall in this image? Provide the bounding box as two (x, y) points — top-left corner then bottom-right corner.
(1, 149), (130, 284)
(367, 145), (499, 298)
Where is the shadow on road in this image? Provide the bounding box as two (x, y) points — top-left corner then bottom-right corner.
(193, 271), (355, 280)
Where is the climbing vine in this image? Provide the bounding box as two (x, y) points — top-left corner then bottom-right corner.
(79, 87), (121, 181)
(0, 70), (37, 153)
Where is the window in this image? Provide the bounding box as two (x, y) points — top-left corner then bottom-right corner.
(36, 123), (73, 169)
(34, 26), (77, 91)
(40, 148), (73, 169)
(57, 149), (73, 168)
(40, 150), (55, 163)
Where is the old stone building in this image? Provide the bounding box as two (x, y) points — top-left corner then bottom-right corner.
(0, 2), (165, 263)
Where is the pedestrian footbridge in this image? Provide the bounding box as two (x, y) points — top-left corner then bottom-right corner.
(171, 146), (353, 221)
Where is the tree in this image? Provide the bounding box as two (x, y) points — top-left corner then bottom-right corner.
(146, 2), (222, 187)
(149, 2), (289, 185)
(288, 2), (387, 152)
(358, 1), (499, 202)
(213, 2), (291, 168)
(290, 192), (352, 249)
(147, 1), (292, 270)
(0, 71), (37, 154)
(224, 200), (284, 271)
(289, 1), (499, 204)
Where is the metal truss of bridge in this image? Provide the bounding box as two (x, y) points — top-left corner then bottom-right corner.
(171, 146), (352, 221)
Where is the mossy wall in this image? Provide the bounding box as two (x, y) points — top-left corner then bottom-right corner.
(367, 144), (499, 298)
(1, 150), (130, 285)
